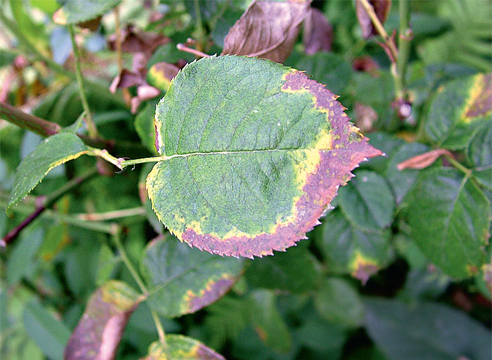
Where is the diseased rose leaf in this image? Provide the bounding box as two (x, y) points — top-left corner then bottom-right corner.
(147, 55), (383, 258)
(140, 235), (243, 318)
(425, 73), (492, 150)
(64, 281), (142, 360)
(356, 0), (392, 39)
(7, 133), (88, 211)
(141, 335), (225, 360)
(147, 62), (180, 92)
(222, 0), (311, 63)
(316, 209), (392, 283)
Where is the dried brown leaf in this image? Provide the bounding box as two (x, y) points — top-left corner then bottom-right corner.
(356, 0), (392, 39)
(222, 0), (311, 63)
(107, 25), (169, 55)
(303, 8), (332, 54)
(109, 69), (144, 93)
(397, 149), (452, 171)
(64, 281), (143, 360)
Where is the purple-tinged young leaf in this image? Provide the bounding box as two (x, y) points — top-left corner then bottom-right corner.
(64, 281), (142, 360)
(222, 0), (311, 63)
(147, 55), (383, 258)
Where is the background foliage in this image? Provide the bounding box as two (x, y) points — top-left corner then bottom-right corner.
(1, 0), (491, 359)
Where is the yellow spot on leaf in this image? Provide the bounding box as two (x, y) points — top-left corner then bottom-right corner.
(350, 251), (379, 284)
(461, 73), (492, 123)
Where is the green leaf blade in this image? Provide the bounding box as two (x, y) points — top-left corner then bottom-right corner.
(406, 168), (491, 278)
(7, 133), (88, 210)
(53, 0), (121, 25)
(147, 55), (382, 258)
(141, 236), (243, 318)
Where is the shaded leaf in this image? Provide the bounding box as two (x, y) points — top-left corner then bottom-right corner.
(53, 0), (121, 25)
(425, 73), (492, 149)
(365, 298), (492, 360)
(135, 100), (159, 155)
(64, 281), (142, 360)
(295, 317), (347, 354)
(314, 277), (364, 328)
(23, 301), (71, 360)
(356, 0), (392, 39)
(141, 335), (225, 360)
(222, 0), (311, 63)
(406, 168), (490, 278)
(140, 235), (243, 318)
(468, 119), (492, 168)
(7, 225), (44, 285)
(396, 149), (452, 170)
(316, 209), (392, 283)
(339, 170), (395, 231)
(204, 296), (252, 350)
(386, 142), (431, 204)
(245, 243), (319, 293)
(250, 290), (292, 353)
(288, 52), (353, 95)
(147, 55), (382, 258)
(302, 8), (332, 55)
(7, 133), (88, 210)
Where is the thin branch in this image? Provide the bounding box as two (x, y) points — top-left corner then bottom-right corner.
(176, 43), (210, 58)
(0, 101), (62, 136)
(68, 25), (99, 139)
(76, 207), (146, 221)
(397, 0), (412, 101)
(112, 229), (148, 294)
(358, 0), (399, 62)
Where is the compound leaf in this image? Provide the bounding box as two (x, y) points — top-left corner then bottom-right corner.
(147, 55), (382, 258)
(7, 133), (88, 210)
(140, 235), (243, 318)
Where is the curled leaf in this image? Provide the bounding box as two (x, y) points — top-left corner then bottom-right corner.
(222, 0), (311, 63)
(397, 149), (452, 170)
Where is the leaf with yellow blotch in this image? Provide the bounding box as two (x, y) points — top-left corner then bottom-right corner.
(147, 55), (383, 258)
